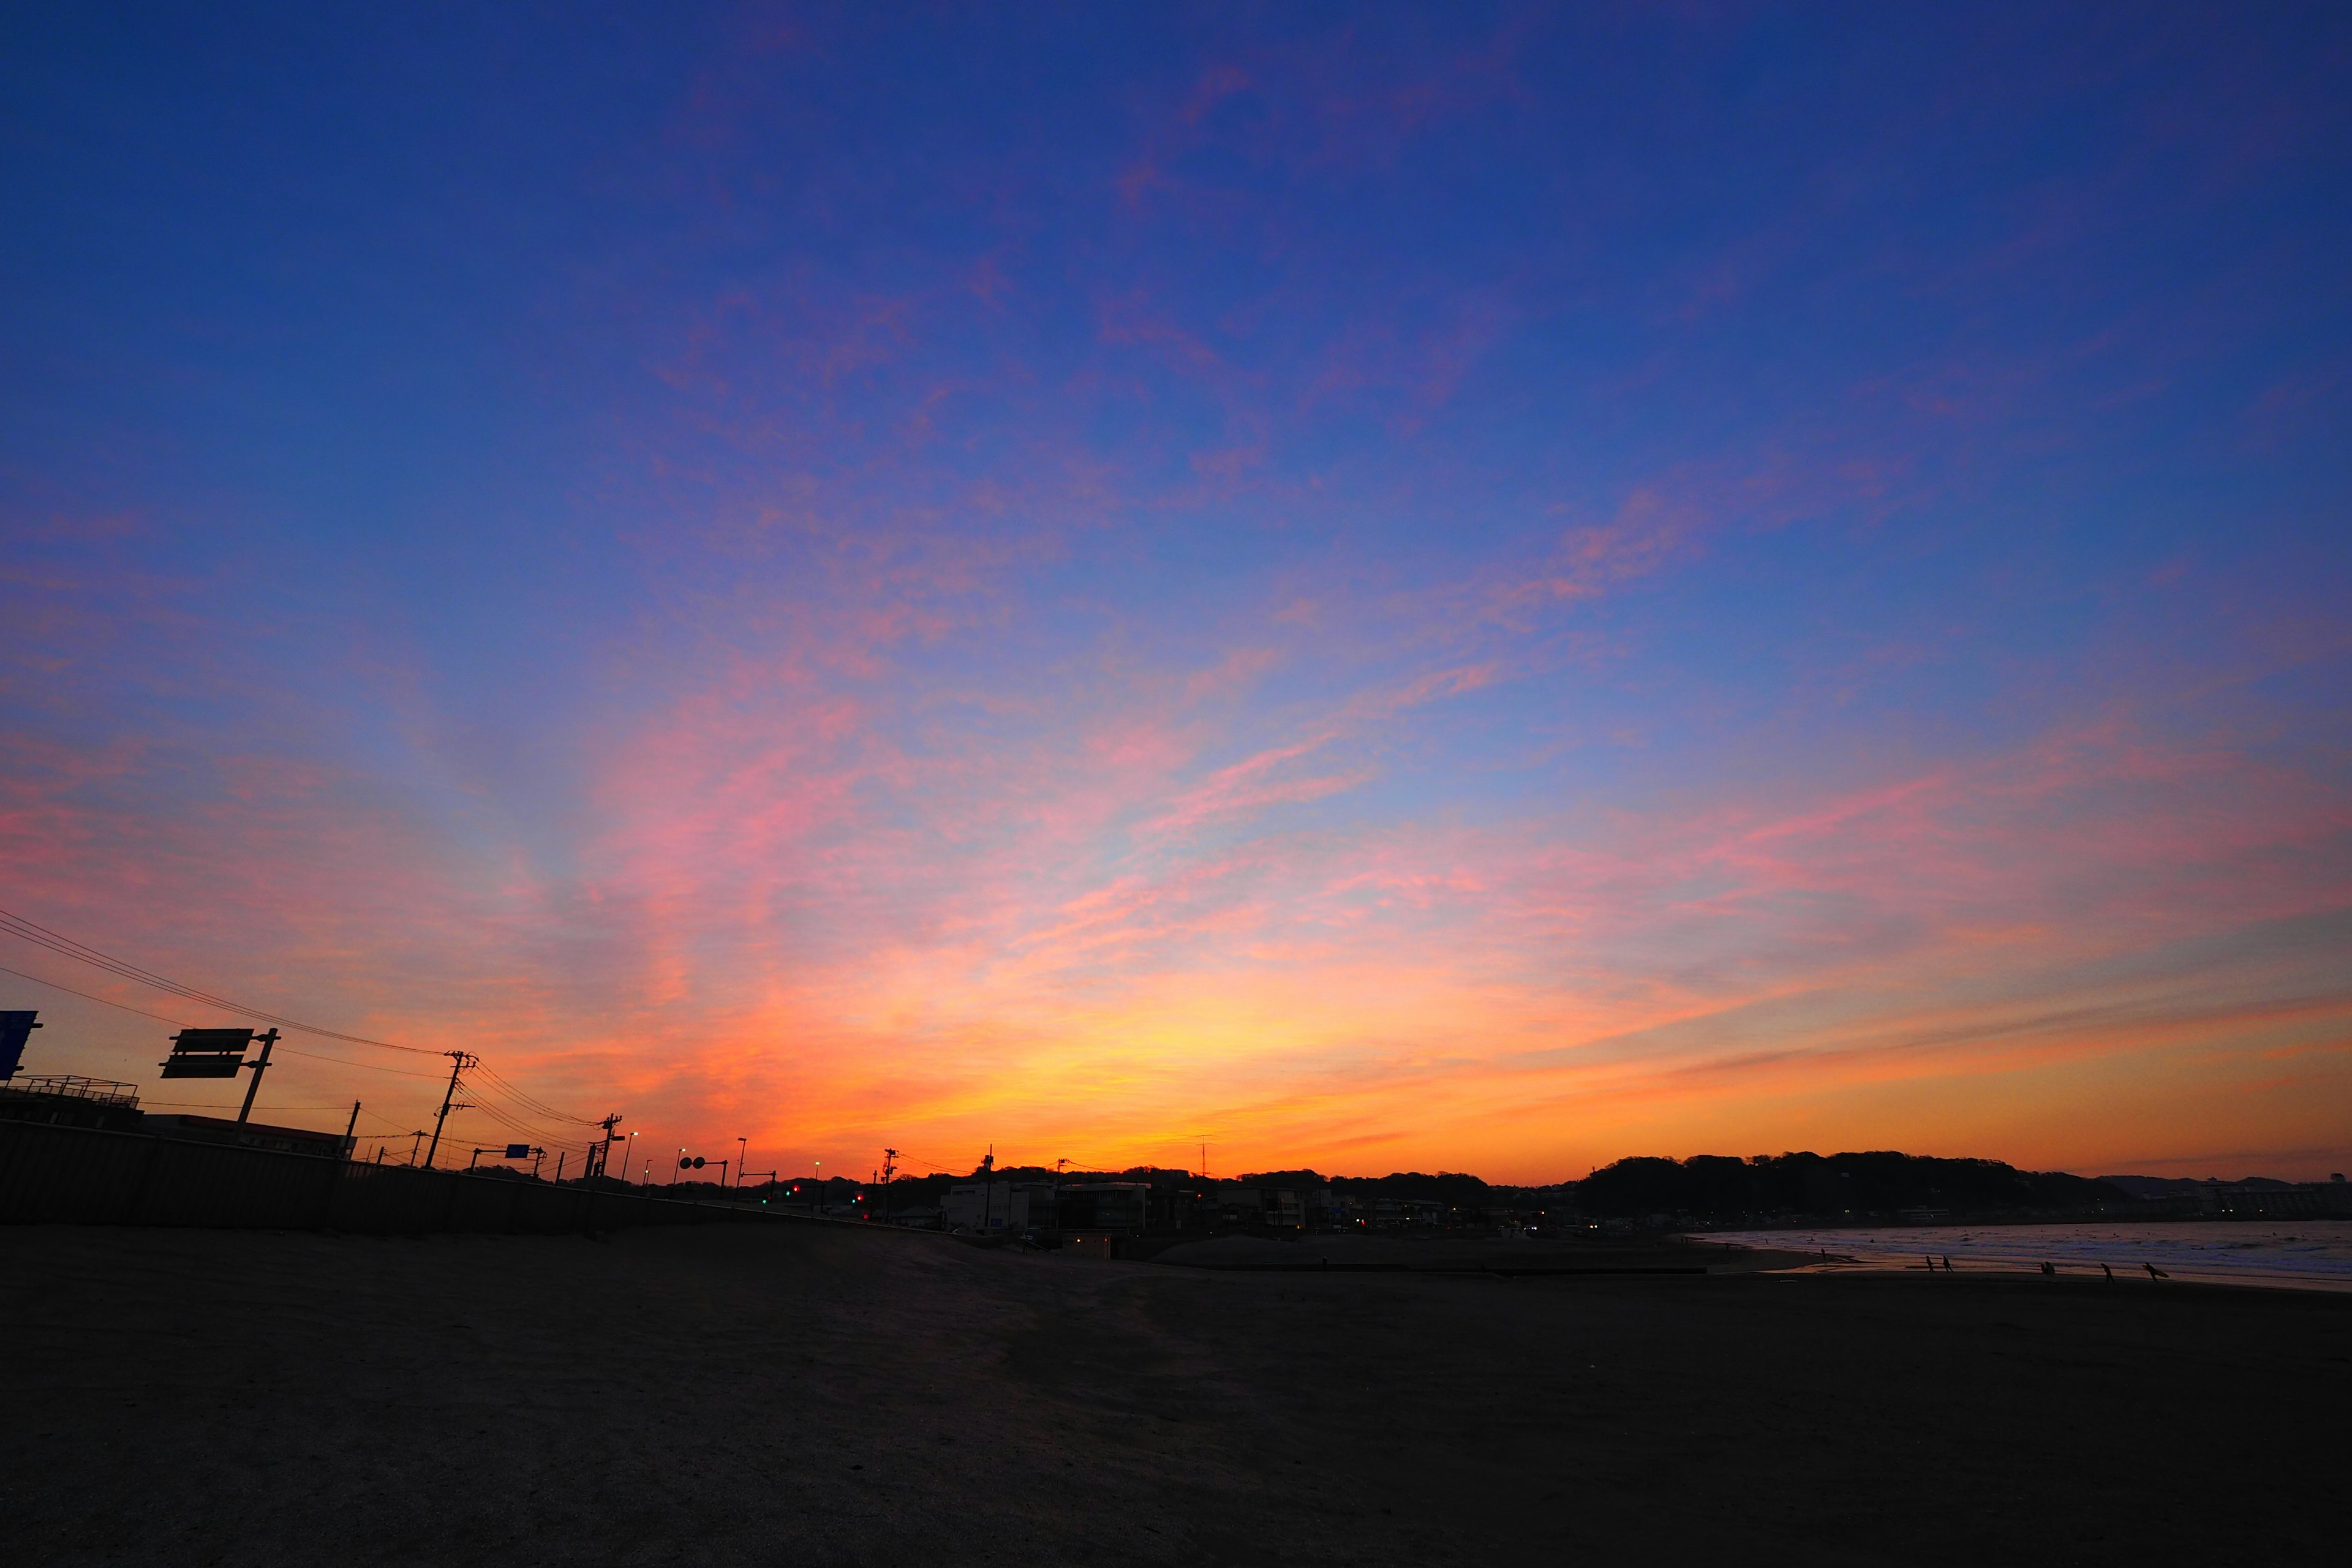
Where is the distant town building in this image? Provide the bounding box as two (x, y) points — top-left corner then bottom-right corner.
(2206, 1180), (2352, 1218)
(1057, 1182), (1150, 1236)
(944, 1179), (1057, 1233)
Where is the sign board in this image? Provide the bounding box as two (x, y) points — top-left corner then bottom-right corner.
(0, 1011), (37, 1080)
(170, 1028), (256, 1054)
(160, 1055), (244, 1079)
(160, 1027), (253, 1080)
(505, 1143), (530, 1159)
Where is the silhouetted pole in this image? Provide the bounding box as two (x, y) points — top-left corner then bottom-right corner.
(235, 1028), (282, 1124)
(423, 1050), (475, 1170)
(342, 1100), (361, 1160)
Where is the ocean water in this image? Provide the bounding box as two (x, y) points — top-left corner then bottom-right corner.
(1702, 1221), (2352, 1292)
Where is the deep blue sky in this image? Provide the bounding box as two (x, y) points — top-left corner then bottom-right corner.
(4, 4), (2348, 1178)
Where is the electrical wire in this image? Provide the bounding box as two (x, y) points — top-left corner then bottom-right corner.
(1, 910), (608, 1141)
(454, 1077), (579, 1147)
(0, 962), (193, 1027)
(0, 907), (440, 1054)
(141, 1101), (361, 1111)
(467, 1060), (597, 1125)
(271, 1042), (450, 1079)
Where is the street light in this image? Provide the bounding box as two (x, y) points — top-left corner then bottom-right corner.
(736, 1136), (747, 1192)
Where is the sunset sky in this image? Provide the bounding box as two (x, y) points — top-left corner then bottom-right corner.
(4, 5), (2348, 1182)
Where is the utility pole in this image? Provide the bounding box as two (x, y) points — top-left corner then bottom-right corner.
(342, 1100), (361, 1160)
(423, 1051), (476, 1170)
(407, 1129), (425, 1165)
(589, 1114), (624, 1180)
(882, 1148), (899, 1226)
(234, 1029), (282, 1125)
(979, 1147), (994, 1233)
(736, 1136), (747, 1191)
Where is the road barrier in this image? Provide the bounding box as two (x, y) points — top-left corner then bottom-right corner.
(0, 1117), (779, 1235)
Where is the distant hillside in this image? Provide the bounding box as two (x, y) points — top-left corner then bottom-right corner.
(1577, 1151), (2130, 1220)
(2098, 1174), (2297, 1199)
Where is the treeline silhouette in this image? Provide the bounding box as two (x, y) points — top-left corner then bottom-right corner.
(1575, 1151), (2129, 1219)
(733, 1154), (2129, 1221)
(1239, 1169), (1506, 1205)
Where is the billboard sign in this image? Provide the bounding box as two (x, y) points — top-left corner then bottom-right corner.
(0, 1011), (38, 1080)
(160, 1027), (254, 1080)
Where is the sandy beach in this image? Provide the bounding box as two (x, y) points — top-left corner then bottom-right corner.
(4, 1221), (2345, 1566)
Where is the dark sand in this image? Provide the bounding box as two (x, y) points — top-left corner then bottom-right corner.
(4, 1221), (2345, 1566)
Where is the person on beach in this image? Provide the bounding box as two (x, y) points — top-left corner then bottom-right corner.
(2144, 1262), (2168, 1279)
(1942, 1256), (1952, 1271)
(2101, 1264), (2114, 1281)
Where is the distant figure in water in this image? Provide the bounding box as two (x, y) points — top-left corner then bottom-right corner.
(2101, 1264), (2114, 1281)
(2144, 1262), (2169, 1279)
(2040, 1261), (2056, 1275)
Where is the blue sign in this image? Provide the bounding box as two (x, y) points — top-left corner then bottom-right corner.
(0, 1011), (37, 1080)
(505, 1143), (530, 1159)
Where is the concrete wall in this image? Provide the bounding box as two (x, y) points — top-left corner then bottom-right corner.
(0, 1118), (788, 1235)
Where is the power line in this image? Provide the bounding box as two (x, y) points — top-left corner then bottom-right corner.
(0, 907), (440, 1055)
(0, 962), (193, 1027)
(1, 963), (445, 1080)
(468, 1060), (595, 1125)
(143, 1101), (360, 1111)
(454, 1076), (586, 1148)
(271, 1042), (450, 1079)
(1, 910), (608, 1142)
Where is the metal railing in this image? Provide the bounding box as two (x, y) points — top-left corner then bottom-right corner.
(2, 1076), (141, 1109)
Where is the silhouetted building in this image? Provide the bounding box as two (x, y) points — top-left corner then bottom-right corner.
(145, 1113), (352, 1160)
(0, 1074), (144, 1133)
(944, 1180), (1056, 1233)
(2207, 1180), (2352, 1218)
(1057, 1182), (1149, 1236)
